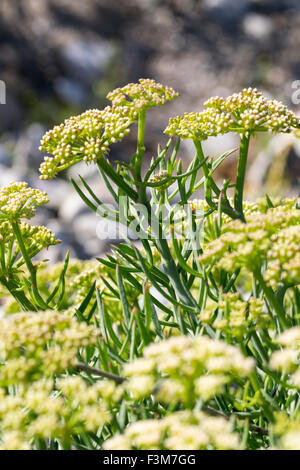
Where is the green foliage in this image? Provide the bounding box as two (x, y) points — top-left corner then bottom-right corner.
(0, 80), (300, 449)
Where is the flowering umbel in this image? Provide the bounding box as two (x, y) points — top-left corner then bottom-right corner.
(123, 335), (254, 404)
(165, 88), (300, 140)
(39, 107), (133, 179)
(0, 182), (49, 222)
(0, 310), (99, 384)
(39, 79), (179, 179)
(104, 410), (240, 450)
(107, 78), (179, 113)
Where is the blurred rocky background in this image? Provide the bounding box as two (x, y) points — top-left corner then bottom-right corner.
(0, 0), (299, 259)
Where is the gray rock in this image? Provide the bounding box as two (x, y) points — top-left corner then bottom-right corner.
(54, 77), (88, 105)
(0, 93), (24, 131)
(204, 0), (249, 24)
(243, 13), (273, 41)
(0, 144), (11, 167)
(32, 178), (71, 211)
(14, 123), (46, 171)
(60, 39), (115, 84)
(0, 166), (27, 187)
(249, 0), (300, 11)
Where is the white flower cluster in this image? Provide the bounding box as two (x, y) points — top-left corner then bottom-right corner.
(0, 376), (121, 450)
(104, 410), (240, 450)
(269, 327), (300, 386)
(123, 335), (254, 403)
(272, 412), (300, 450)
(199, 293), (268, 337)
(0, 311), (100, 385)
(199, 204), (300, 275)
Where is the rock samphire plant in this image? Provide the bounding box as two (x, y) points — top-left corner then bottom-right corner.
(0, 79), (300, 450)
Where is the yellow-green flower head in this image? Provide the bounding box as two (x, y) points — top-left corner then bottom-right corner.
(0, 311), (99, 384)
(165, 109), (234, 140)
(104, 410), (240, 450)
(272, 412), (300, 450)
(107, 78), (179, 113)
(269, 327), (300, 379)
(199, 293), (269, 337)
(264, 225), (300, 287)
(20, 223), (60, 253)
(165, 87), (300, 140)
(199, 203), (300, 274)
(0, 375), (120, 448)
(123, 335), (253, 404)
(39, 106), (134, 179)
(0, 182), (49, 222)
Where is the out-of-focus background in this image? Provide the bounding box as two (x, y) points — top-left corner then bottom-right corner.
(0, 0), (299, 258)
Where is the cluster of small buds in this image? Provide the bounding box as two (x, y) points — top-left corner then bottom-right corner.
(165, 109), (234, 140)
(19, 222), (60, 254)
(148, 170), (174, 191)
(199, 203), (300, 274)
(103, 410), (240, 450)
(69, 260), (108, 304)
(264, 225), (300, 288)
(0, 182), (49, 222)
(199, 293), (268, 337)
(173, 197), (297, 250)
(123, 335), (254, 404)
(0, 221), (14, 244)
(0, 311), (99, 384)
(107, 78), (179, 113)
(39, 106), (133, 179)
(165, 88), (300, 140)
(0, 375), (120, 449)
(272, 412), (300, 450)
(269, 327), (300, 382)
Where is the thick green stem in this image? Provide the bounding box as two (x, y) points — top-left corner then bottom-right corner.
(254, 269), (289, 330)
(134, 110), (148, 205)
(135, 110), (146, 183)
(234, 133), (250, 221)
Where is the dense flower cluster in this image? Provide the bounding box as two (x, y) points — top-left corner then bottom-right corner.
(107, 78), (179, 113)
(39, 79), (178, 179)
(123, 335), (254, 403)
(39, 107), (133, 179)
(264, 225), (300, 288)
(269, 327), (300, 385)
(0, 311), (99, 384)
(272, 413), (300, 450)
(19, 223), (60, 254)
(174, 197), (297, 243)
(199, 293), (268, 337)
(165, 88), (300, 140)
(0, 376), (120, 450)
(0, 182), (48, 222)
(104, 410), (240, 450)
(198, 203), (300, 276)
